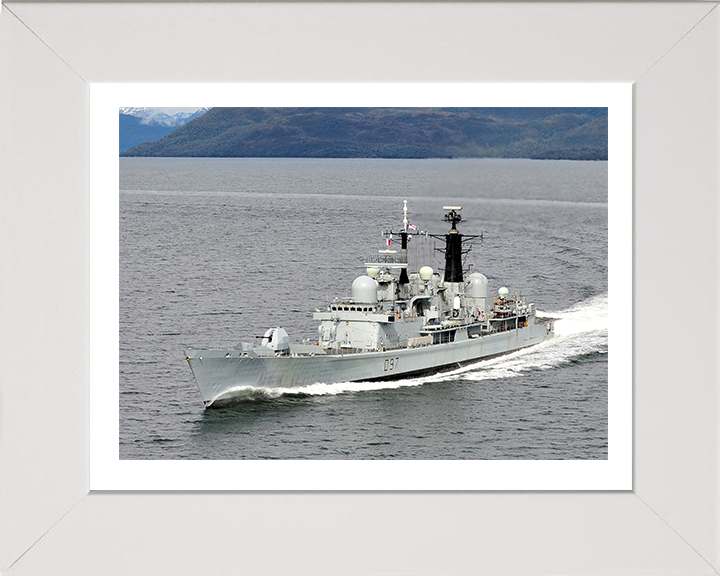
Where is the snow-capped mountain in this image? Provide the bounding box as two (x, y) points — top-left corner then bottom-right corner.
(119, 107), (210, 152)
(119, 107), (210, 127)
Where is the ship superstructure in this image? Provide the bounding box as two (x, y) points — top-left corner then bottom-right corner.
(185, 202), (555, 407)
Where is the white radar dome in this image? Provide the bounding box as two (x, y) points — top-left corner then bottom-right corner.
(366, 267), (380, 278)
(352, 275), (378, 303)
(419, 266), (434, 281)
(467, 273), (488, 298)
(498, 287), (509, 300)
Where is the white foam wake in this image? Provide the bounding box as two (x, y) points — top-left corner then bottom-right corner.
(213, 375), (431, 403)
(543, 292), (608, 337)
(215, 294), (608, 401)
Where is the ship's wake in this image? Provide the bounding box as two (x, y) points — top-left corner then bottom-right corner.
(212, 294), (608, 404)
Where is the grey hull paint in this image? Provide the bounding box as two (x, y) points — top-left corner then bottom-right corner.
(186, 321), (552, 407)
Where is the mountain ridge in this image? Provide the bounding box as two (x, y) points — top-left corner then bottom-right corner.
(121, 107), (608, 160)
(119, 108), (210, 152)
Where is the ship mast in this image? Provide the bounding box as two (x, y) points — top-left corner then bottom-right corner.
(443, 206), (464, 283)
(399, 200), (410, 286)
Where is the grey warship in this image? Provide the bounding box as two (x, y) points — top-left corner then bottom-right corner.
(185, 203), (555, 407)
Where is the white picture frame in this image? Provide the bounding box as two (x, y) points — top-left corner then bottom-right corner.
(1, 2), (718, 574)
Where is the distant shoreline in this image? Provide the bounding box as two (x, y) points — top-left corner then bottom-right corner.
(119, 154), (608, 162)
(120, 154), (608, 161)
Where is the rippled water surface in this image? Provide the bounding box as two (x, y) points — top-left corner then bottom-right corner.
(120, 158), (608, 460)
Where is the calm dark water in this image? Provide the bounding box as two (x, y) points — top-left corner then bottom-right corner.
(119, 158), (608, 460)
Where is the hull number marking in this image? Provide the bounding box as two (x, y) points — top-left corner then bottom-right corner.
(384, 357), (400, 372)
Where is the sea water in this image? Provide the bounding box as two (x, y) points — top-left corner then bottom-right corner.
(120, 157), (608, 460)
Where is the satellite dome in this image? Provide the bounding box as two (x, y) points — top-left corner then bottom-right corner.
(419, 266), (434, 281)
(498, 287), (509, 300)
(352, 275), (378, 303)
(366, 267), (380, 278)
(467, 273), (488, 298)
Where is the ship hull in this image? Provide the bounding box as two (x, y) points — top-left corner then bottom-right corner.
(186, 321), (553, 407)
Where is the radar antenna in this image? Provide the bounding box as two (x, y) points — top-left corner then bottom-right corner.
(443, 206), (463, 231)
